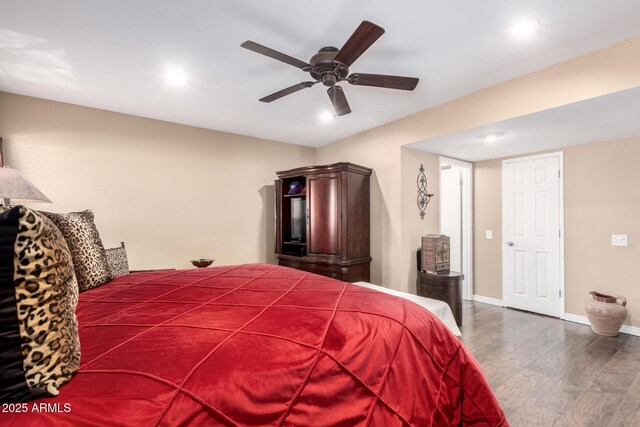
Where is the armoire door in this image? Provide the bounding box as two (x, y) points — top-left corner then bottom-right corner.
(307, 174), (340, 256)
(274, 179), (282, 255)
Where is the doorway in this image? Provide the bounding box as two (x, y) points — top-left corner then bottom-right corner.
(502, 152), (564, 318)
(439, 157), (473, 300)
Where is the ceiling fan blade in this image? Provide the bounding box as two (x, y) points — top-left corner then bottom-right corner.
(349, 73), (419, 91)
(259, 81), (316, 103)
(333, 21), (385, 67)
(241, 40), (310, 70)
(327, 86), (351, 116)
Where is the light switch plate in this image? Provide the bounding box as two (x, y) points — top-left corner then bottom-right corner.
(486, 230), (493, 239)
(611, 234), (628, 247)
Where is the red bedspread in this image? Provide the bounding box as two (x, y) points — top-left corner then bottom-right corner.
(2, 264), (507, 426)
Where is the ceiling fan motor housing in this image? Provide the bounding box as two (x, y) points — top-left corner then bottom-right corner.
(309, 47), (349, 86)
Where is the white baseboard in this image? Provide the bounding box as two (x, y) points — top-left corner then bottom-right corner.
(473, 295), (504, 307)
(620, 324), (640, 337)
(562, 313), (590, 325)
(563, 313), (640, 337)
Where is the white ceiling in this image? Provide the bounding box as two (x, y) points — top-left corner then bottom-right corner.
(1, 1), (640, 147)
(407, 86), (640, 162)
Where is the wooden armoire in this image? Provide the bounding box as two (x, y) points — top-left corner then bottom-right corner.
(275, 162), (372, 282)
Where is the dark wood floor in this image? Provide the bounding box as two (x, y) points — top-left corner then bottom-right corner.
(460, 301), (640, 427)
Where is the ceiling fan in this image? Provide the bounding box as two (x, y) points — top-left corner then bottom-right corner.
(241, 21), (419, 116)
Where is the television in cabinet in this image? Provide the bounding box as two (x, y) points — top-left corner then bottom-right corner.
(290, 197), (306, 242)
(275, 162), (372, 282)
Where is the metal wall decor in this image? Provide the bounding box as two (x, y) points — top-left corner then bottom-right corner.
(417, 164), (434, 219)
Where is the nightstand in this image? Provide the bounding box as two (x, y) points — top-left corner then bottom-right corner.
(416, 271), (463, 327)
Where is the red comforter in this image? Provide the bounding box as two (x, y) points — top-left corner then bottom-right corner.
(2, 264), (507, 426)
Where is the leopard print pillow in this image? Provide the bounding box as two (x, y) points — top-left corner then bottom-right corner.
(105, 242), (129, 276)
(0, 205), (81, 402)
(41, 210), (114, 291)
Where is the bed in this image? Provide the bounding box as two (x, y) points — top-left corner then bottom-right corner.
(3, 264), (507, 426)
(351, 281), (461, 337)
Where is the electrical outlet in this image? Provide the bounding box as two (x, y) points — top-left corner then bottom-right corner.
(486, 230), (493, 239)
(611, 234), (628, 247)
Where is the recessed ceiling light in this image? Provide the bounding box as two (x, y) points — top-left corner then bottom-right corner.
(164, 66), (187, 86)
(479, 132), (504, 142)
(319, 111), (335, 123)
(509, 17), (540, 37)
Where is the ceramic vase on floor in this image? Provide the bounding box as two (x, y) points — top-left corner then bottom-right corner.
(585, 291), (627, 336)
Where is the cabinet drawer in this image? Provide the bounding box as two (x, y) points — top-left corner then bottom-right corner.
(278, 259), (341, 280)
(305, 264), (342, 280)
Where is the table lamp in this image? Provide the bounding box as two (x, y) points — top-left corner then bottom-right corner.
(0, 167), (52, 205)
(0, 138), (52, 205)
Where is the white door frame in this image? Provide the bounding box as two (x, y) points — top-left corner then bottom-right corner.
(501, 151), (565, 318)
(439, 157), (473, 301)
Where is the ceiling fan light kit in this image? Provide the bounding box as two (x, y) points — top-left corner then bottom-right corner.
(241, 20), (419, 117)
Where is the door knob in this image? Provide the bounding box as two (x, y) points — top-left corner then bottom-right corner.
(506, 241), (514, 247)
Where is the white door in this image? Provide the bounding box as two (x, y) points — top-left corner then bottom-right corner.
(503, 153), (563, 317)
(440, 165), (462, 272)
(440, 158), (473, 300)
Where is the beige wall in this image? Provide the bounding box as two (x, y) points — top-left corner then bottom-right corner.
(400, 148), (440, 293)
(473, 138), (640, 327)
(473, 159), (503, 300)
(318, 37), (640, 291)
(0, 92), (315, 270)
(331, 36), (640, 151)
(3, 36), (640, 295)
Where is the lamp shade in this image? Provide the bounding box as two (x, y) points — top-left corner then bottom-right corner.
(0, 166), (52, 203)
